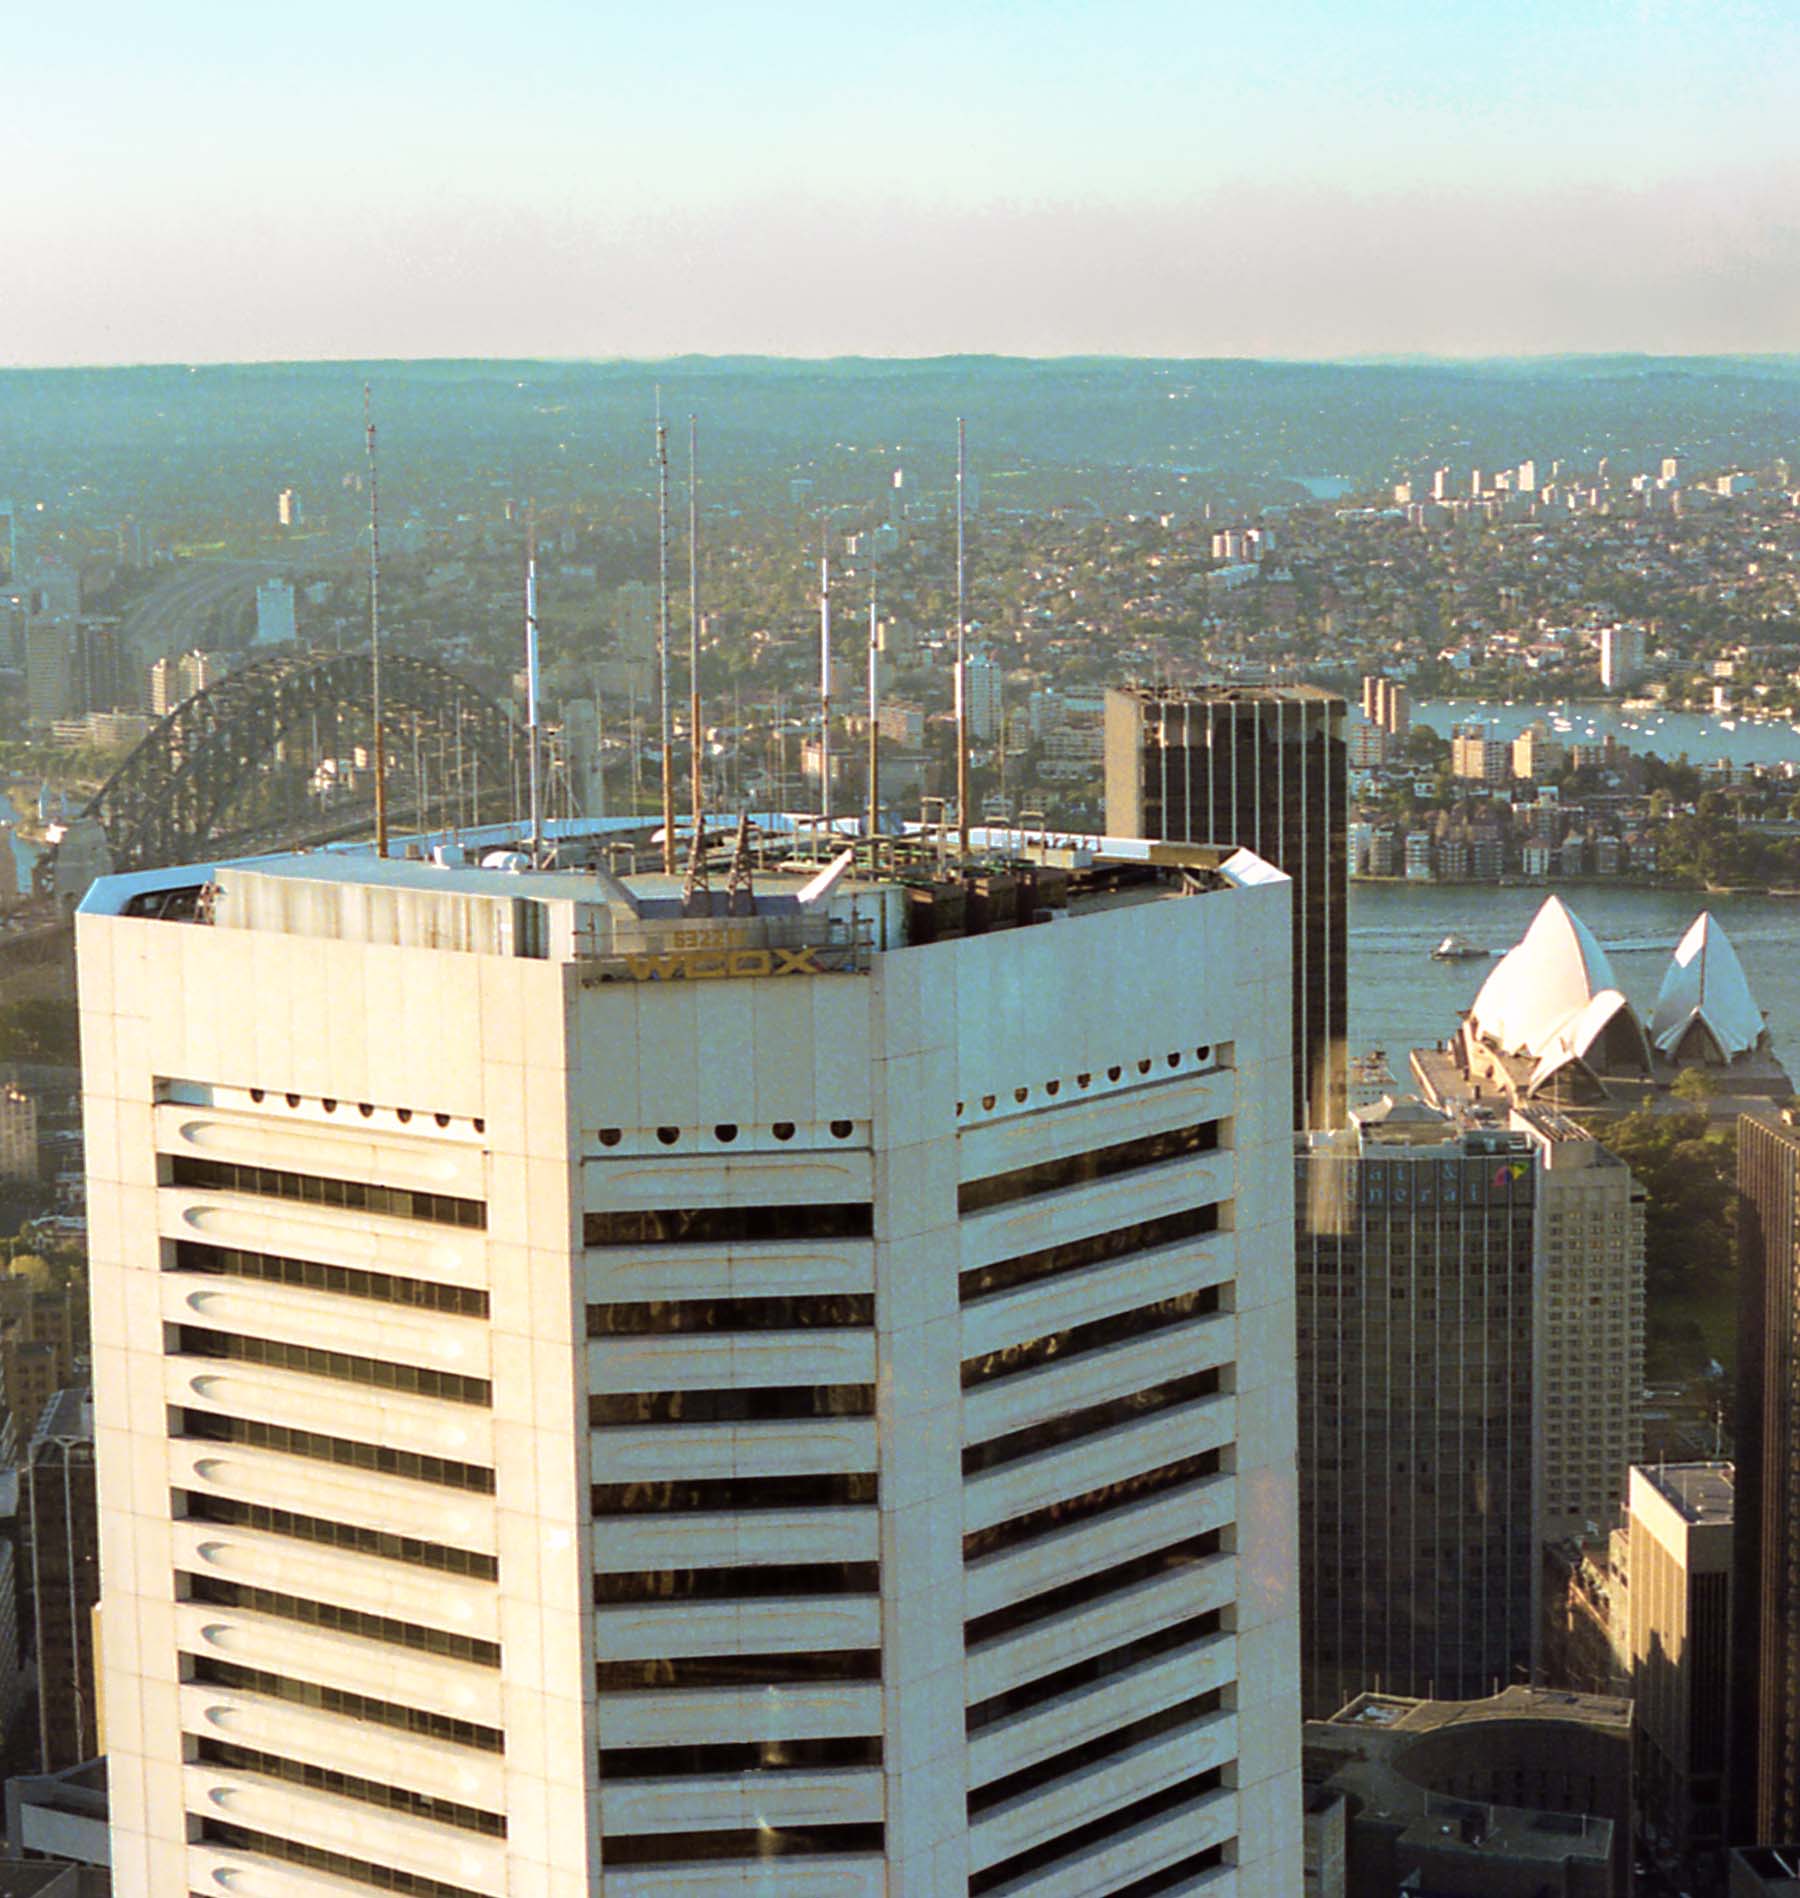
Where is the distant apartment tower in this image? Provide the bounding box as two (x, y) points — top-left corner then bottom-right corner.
(1430, 466), (1453, 502)
(0, 1084), (36, 1181)
(81, 826), (1303, 1895)
(24, 1388), (98, 1772)
(148, 648), (223, 717)
(1360, 676), (1410, 737)
(1626, 1462), (1733, 1872)
(253, 578), (297, 647)
(276, 488), (301, 529)
(1600, 625), (1647, 692)
(1106, 683), (1348, 1130)
(1451, 722), (1511, 786)
(1733, 1110), (1800, 1845)
(965, 647), (1003, 742)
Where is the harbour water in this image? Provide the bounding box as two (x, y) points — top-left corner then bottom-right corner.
(1408, 699), (1800, 772)
(1349, 880), (1800, 1082)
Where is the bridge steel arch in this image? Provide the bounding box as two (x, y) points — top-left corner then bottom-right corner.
(78, 649), (519, 875)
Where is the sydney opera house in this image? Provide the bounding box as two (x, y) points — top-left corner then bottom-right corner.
(1411, 896), (1792, 1115)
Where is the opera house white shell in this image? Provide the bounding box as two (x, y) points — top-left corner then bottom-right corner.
(1650, 910), (1767, 1063)
(1467, 895), (1650, 1070)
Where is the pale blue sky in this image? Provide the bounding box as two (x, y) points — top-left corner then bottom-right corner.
(6, 0), (1797, 363)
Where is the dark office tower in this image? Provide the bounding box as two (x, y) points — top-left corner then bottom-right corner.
(1733, 1110), (1800, 1845)
(1296, 1100), (1539, 1717)
(1106, 684), (1347, 1130)
(23, 1388), (98, 1771)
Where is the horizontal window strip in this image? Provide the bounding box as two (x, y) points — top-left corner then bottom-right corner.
(961, 1119), (1222, 1216)
(963, 1450), (1224, 1566)
(168, 1154), (485, 1229)
(194, 1737), (506, 1836)
(180, 1409), (495, 1493)
(965, 1531), (1227, 1647)
(182, 1491), (498, 1580)
(589, 1293), (873, 1335)
(603, 1823), (885, 1867)
(175, 1325), (492, 1407)
(593, 1472), (877, 1514)
(198, 1821), (488, 1898)
(960, 1202), (1221, 1305)
(966, 1770), (1230, 1896)
(967, 1612), (1226, 1734)
(963, 1285), (1224, 1390)
(190, 1655), (503, 1752)
(184, 1573), (500, 1667)
(585, 1204), (873, 1247)
(591, 1384), (874, 1426)
(1112, 1840), (1235, 1898)
(173, 1239), (489, 1318)
(963, 1369), (1224, 1477)
(598, 1650), (882, 1691)
(969, 1706), (1225, 1819)
(596, 1562), (879, 1604)
(599, 1735), (883, 1780)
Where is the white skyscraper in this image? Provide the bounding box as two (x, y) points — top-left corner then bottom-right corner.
(965, 648), (1003, 743)
(81, 822), (1303, 1896)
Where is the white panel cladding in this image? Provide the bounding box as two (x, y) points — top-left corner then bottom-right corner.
(587, 1330), (876, 1392)
(593, 1597), (882, 1661)
(976, 1784), (1236, 1898)
(183, 1763), (507, 1896)
(161, 1273), (491, 1380)
(179, 1681), (506, 1811)
(965, 1558), (1238, 1707)
(167, 1439), (496, 1554)
(597, 1681), (883, 1748)
(188, 1844), (453, 1898)
(169, 1358), (495, 1468)
(964, 1326), (1234, 1451)
(965, 1397), (1235, 1536)
(153, 1101), (487, 1200)
(600, 1860), (887, 1898)
(174, 1601), (504, 1729)
(959, 1147), (1234, 1277)
(162, 1188), (490, 1291)
(171, 1521), (498, 1642)
(968, 1644), (1236, 1790)
(587, 1241), (876, 1304)
(956, 1068), (1231, 1184)
(582, 1150), (873, 1209)
(590, 1419), (878, 1482)
(598, 1767), (885, 1835)
(592, 1509), (880, 1572)
(965, 1478), (1235, 1621)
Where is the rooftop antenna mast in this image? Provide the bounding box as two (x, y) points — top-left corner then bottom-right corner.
(688, 415), (703, 841)
(819, 543), (833, 835)
(955, 415), (970, 862)
(525, 507), (544, 863)
(866, 558), (880, 840)
(656, 396), (676, 873)
(364, 385), (389, 857)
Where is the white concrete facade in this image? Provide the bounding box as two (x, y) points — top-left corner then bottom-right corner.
(80, 830), (1301, 1895)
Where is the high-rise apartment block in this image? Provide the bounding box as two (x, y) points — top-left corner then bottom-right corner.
(1359, 677), (1409, 738)
(965, 649), (1003, 743)
(254, 578), (297, 647)
(1105, 684), (1347, 1131)
(0, 1082), (37, 1180)
(81, 824), (1303, 1896)
(24, 1387), (99, 1772)
(1600, 625), (1648, 692)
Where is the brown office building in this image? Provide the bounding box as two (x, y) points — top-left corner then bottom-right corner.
(1106, 684), (1347, 1130)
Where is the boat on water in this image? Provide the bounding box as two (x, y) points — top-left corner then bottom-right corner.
(1431, 933), (1489, 961)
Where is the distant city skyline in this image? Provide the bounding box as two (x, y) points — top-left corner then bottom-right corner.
(6, 0), (1798, 365)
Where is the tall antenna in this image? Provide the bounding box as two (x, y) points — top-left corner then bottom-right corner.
(867, 559), (880, 838)
(955, 415), (969, 862)
(524, 508), (544, 862)
(688, 415), (703, 838)
(656, 399), (676, 873)
(819, 549), (833, 831)
(364, 385), (389, 857)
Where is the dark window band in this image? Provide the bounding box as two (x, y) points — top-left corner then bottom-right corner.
(182, 1491), (498, 1580)
(175, 1326), (492, 1407)
(967, 1772), (1230, 1895)
(966, 1612), (1225, 1733)
(1111, 1841), (1235, 1897)
(180, 1409), (495, 1493)
(198, 1821), (488, 1898)
(596, 1562), (879, 1604)
(189, 1656), (503, 1752)
(590, 1385), (874, 1426)
(602, 1823), (884, 1867)
(963, 1369), (1223, 1476)
(194, 1737), (505, 1836)
(169, 1154), (484, 1229)
(585, 1204), (872, 1247)
(965, 1531), (1226, 1646)
(960, 1120), (1221, 1215)
(962, 1286), (1223, 1389)
(589, 1294), (873, 1335)
(592, 1473), (876, 1514)
(597, 1650), (881, 1691)
(183, 1573), (500, 1667)
(960, 1202), (1221, 1304)
(969, 1705), (1224, 1817)
(600, 1735), (882, 1779)
(963, 1450), (1224, 1565)
(173, 1239), (489, 1317)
